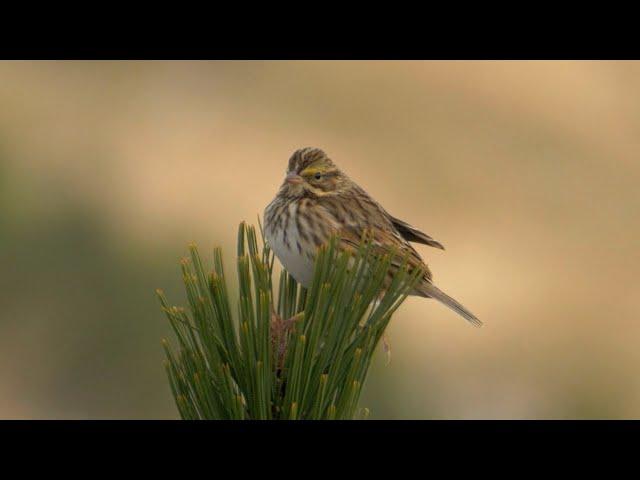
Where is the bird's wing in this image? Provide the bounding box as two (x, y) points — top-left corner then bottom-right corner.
(315, 190), (433, 280)
(386, 214), (444, 250)
(337, 220), (433, 282)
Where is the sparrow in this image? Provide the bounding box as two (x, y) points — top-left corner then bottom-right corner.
(264, 147), (481, 326)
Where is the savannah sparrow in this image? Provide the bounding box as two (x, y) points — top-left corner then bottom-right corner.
(264, 147), (481, 326)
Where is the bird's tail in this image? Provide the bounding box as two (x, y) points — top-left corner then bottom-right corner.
(418, 282), (482, 327)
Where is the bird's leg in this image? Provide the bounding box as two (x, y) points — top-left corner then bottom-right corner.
(270, 307), (304, 417)
(270, 307), (304, 371)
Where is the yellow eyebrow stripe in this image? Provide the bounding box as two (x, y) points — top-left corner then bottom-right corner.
(300, 166), (336, 177)
(300, 166), (323, 176)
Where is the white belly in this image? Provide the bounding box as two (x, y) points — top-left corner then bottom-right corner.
(264, 202), (316, 288)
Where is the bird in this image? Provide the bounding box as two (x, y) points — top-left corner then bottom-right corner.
(263, 147), (481, 327)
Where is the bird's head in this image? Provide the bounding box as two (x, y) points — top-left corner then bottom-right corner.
(279, 147), (349, 197)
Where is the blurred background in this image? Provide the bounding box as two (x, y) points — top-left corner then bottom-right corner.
(0, 61), (638, 419)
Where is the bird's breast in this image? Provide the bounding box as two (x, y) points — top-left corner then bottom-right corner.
(264, 199), (317, 288)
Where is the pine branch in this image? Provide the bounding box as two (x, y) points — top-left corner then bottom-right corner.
(158, 221), (422, 420)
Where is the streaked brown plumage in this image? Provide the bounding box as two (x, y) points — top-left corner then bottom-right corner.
(264, 147), (481, 326)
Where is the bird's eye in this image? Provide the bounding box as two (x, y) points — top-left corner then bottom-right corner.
(314, 173), (322, 180)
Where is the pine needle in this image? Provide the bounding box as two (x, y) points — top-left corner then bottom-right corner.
(158, 222), (421, 420)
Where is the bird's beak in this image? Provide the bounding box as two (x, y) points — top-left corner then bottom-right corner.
(285, 172), (303, 185)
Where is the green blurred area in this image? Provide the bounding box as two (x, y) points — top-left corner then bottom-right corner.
(0, 165), (176, 417)
(1, 61), (639, 418)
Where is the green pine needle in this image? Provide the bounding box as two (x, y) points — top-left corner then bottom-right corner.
(158, 222), (423, 420)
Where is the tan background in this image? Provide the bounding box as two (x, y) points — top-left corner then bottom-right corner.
(0, 61), (638, 418)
